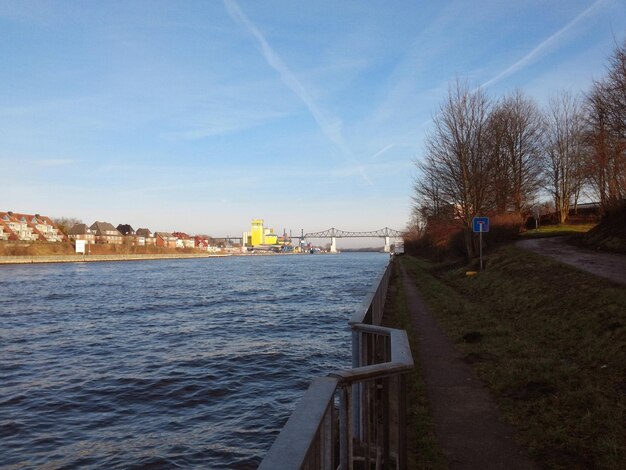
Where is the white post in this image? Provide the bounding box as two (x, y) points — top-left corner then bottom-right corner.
(383, 236), (390, 252)
(479, 228), (483, 271)
(330, 236), (337, 253)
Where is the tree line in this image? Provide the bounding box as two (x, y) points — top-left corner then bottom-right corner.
(410, 40), (626, 258)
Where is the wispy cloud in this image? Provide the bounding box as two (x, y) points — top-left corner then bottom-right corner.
(224, 0), (347, 153)
(368, 143), (418, 161)
(38, 158), (75, 167)
(0, 1), (61, 24)
(370, 144), (396, 160)
(480, 0), (606, 89)
(223, 0), (373, 186)
(166, 110), (287, 141)
(330, 161), (412, 179)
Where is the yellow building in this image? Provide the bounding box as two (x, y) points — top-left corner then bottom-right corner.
(264, 228), (277, 245)
(251, 219), (264, 246)
(244, 219), (278, 246)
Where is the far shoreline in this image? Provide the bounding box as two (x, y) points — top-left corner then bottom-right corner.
(0, 251), (310, 266)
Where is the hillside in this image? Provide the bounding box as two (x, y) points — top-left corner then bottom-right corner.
(399, 247), (626, 468)
(582, 205), (626, 253)
(0, 242), (205, 257)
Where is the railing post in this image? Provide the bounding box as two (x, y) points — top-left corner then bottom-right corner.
(351, 328), (361, 440)
(351, 328), (360, 369)
(364, 379), (371, 468)
(397, 374), (407, 470)
(339, 384), (350, 470)
(261, 260), (413, 470)
(323, 400), (333, 469)
(382, 377), (390, 468)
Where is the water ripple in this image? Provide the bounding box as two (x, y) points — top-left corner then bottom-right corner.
(0, 253), (388, 468)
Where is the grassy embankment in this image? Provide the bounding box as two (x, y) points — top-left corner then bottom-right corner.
(384, 264), (446, 469)
(399, 247), (625, 469)
(582, 207), (626, 253)
(0, 242), (208, 257)
(519, 224), (596, 239)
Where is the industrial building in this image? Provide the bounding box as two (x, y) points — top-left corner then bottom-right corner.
(242, 219), (280, 247)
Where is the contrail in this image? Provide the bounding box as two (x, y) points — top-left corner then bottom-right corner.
(224, 0), (373, 186)
(480, 0), (605, 89)
(370, 144), (396, 160)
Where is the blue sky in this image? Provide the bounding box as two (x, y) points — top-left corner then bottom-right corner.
(1, 0), (625, 243)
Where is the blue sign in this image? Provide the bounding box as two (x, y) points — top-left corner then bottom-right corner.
(473, 217), (490, 233)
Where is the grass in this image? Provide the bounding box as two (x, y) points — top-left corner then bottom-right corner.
(0, 241), (76, 256)
(383, 263), (445, 469)
(0, 242), (209, 256)
(582, 207), (626, 253)
(519, 224), (596, 238)
(399, 247), (626, 469)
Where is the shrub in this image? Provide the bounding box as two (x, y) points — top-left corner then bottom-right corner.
(0, 241), (75, 256)
(405, 219), (464, 260)
(485, 213), (524, 245)
(405, 212), (525, 260)
(582, 202), (626, 253)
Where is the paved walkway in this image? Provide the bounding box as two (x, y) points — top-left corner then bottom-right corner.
(516, 237), (626, 285)
(399, 264), (536, 469)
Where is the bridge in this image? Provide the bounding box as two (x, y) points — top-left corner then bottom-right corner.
(213, 227), (404, 252)
(213, 236), (243, 245)
(302, 227), (403, 253)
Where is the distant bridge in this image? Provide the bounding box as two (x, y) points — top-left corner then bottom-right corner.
(213, 227), (404, 252)
(213, 236), (243, 245)
(303, 227), (404, 252)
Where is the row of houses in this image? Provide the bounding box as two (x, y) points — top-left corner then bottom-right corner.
(69, 221), (219, 251)
(1, 211), (221, 252)
(0, 211), (65, 242)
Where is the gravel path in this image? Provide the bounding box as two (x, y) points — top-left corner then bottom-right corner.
(516, 237), (626, 285)
(399, 264), (536, 469)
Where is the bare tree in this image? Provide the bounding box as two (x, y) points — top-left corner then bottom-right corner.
(485, 107), (510, 213)
(583, 41), (626, 213)
(405, 206), (426, 238)
(584, 83), (616, 212)
(487, 90), (544, 213)
(413, 153), (447, 221)
(543, 92), (585, 224)
(604, 40), (626, 142)
(53, 217), (83, 236)
(420, 79), (492, 257)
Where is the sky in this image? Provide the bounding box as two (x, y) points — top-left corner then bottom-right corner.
(1, 0), (625, 246)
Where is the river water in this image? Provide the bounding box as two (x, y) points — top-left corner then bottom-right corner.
(0, 253), (388, 469)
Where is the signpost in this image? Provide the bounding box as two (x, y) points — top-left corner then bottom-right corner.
(532, 206), (540, 230)
(472, 217), (489, 271)
(75, 239), (86, 254)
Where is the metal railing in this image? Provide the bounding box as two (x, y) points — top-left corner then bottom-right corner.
(259, 260), (413, 470)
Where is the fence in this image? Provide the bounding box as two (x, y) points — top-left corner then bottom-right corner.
(259, 260), (413, 469)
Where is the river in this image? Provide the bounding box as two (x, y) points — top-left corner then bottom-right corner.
(0, 253), (389, 469)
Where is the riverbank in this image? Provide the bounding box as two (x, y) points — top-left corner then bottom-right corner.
(0, 250), (329, 265)
(396, 247), (625, 468)
(0, 253), (231, 265)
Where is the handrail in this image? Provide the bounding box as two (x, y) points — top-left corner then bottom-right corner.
(390, 329), (413, 364)
(330, 359), (412, 384)
(349, 260), (393, 325)
(258, 377), (338, 470)
(330, 330), (413, 384)
(260, 259), (413, 469)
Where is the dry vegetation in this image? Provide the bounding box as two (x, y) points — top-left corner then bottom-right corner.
(408, 41), (626, 259)
(0, 242), (76, 256)
(581, 205), (626, 253)
(400, 249), (625, 468)
(0, 242), (210, 257)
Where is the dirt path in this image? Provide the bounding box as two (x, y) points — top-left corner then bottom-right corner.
(516, 237), (626, 285)
(399, 264), (536, 469)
